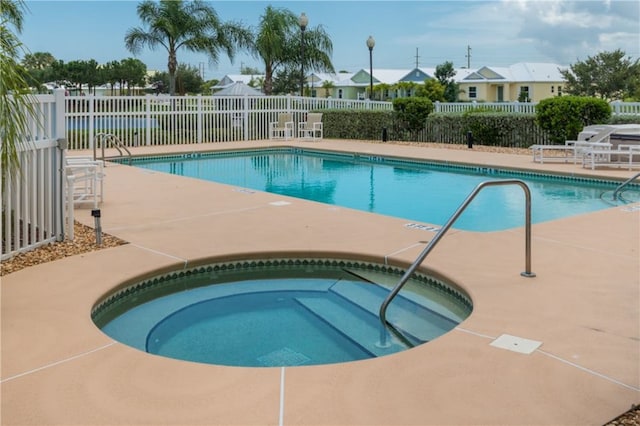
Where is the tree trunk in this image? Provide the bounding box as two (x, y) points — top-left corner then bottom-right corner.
(264, 63), (273, 95)
(168, 49), (178, 96)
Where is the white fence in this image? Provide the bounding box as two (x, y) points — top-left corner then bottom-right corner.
(434, 100), (640, 115)
(3, 91), (637, 260)
(65, 94), (393, 150)
(64, 95), (639, 151)
(610, 101), (640, 115)
(434, 101), (538, 114)
(1, 90), (67, 260)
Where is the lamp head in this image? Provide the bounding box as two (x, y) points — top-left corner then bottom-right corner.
(366, 35), (375, 50)
(299, 12), (309, 30)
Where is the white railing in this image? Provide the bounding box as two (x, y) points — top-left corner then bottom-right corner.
(434, 101), (538, 114)
(2, 90), (67, 260)
(434, 100), (640, 116)
(610, 101), (640, 116)
(64, 94), (392, 150)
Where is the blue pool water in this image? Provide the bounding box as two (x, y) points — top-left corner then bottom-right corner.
(94, 259), (472, 367)
(129, 148), (639, 231)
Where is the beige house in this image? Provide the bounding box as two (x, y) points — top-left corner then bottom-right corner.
(314, 62), (566, 102)
(457, 63), (567, 102)
(212, 62), (568, 102)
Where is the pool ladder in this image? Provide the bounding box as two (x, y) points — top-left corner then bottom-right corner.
(93, 133), (132, 165)
(612, 172), (640, 201)
(378, 179), (536, 346)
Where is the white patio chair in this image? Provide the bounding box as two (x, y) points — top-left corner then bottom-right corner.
(66, 156), (105, 208)
(269, 113), (294, 140)
(298, 113), (323, 140)
(530, 126), (616, 164)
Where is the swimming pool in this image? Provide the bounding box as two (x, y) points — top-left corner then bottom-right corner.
(127, 148), (639, 231)
(93, 257), (472, 367)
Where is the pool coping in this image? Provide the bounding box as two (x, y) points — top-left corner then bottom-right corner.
(2, 139), (638, 425)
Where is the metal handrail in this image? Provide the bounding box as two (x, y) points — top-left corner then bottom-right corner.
(378, 179), (536, 343)
(93, 133), (132, 165)
(612, 172), (640, 201)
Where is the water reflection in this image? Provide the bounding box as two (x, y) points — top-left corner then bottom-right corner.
(135, 151), (638, 231)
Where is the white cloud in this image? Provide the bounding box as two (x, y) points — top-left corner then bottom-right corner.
(503, 0), (640, 62)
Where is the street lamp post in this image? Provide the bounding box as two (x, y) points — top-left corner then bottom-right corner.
(366, 35), (375, 100)
(299, 12), (308, 97)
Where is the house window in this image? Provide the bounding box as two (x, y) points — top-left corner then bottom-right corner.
(551, 86), (554, 93)
(557, 86), (562, 96)
(469, 87), (477, 99)
(519, 86), (530, 102)
(338, 89), (343, 99)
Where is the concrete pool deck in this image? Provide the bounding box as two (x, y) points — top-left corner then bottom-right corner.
(1, 139), (638, 425)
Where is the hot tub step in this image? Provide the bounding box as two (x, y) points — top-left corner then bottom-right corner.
(295, 297), (406, 357)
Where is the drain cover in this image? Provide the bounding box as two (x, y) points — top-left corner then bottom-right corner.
(257, 347), (311, 366)
(490, 334), (541, 354)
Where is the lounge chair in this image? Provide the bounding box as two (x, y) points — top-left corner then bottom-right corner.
(298, 113), (323, 141)
(531, 126), (616, 164)
(269, 113), (294, 140)
(582, 144), (640, 170)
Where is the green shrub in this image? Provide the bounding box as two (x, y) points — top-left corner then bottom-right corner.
(392, 97), (434, 132)
(322, 110), (394, 140)
(607, 115), (640, 125)
(536, 96), (611, 144)
(423, 113), (551, 147)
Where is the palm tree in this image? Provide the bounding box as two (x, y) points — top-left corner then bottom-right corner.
(1, 0), (35, 176)
(21, 51), (55, 70)
(124, 0), (252, 96)
(321, 80), (334, 98)
(251, 6), (334, 95)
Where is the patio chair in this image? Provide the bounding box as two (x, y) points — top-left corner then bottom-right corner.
(66, 156), (104, 208)
(530, 126), (616, 164)
(269, 113), (294, 140)
(298, 113), (323, 141)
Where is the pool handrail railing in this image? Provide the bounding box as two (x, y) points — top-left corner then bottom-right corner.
(612, 172), (640, 200)
(378, 179), (536, 345)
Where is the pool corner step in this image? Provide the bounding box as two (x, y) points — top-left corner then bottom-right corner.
(330, 281), (459, 342)
(295, 297), (405, 357)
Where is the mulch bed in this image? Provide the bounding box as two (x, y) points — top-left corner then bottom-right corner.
(1, 221), (127, 276)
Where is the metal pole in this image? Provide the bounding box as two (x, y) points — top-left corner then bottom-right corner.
(299, 13), (308, 97)
(366, 36), (375, 100)
(300, 28), (305, 96)
(369, 47), (373, 99)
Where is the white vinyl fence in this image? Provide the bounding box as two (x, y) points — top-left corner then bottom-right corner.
(2, 90), (67, 260)
(64, 94), (393, 150)
(610, 101), (640, 115)
(433, 101), (538, 114)
(434, 100), (640, 115)
(3, 90), (638, 261)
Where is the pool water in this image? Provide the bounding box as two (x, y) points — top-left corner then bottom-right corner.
(130, 148), (639, 231)
(93, 258), (472, 367)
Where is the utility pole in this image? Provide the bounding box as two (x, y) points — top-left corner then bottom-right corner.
(465, 45), (472, 69)
(415, 48), (420, 68)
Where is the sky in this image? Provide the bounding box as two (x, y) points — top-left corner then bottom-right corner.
(17, 0), (640, 81)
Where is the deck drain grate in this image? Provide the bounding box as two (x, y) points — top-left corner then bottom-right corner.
(490, 334), (541, 354)
(257, 347), (310, 366)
